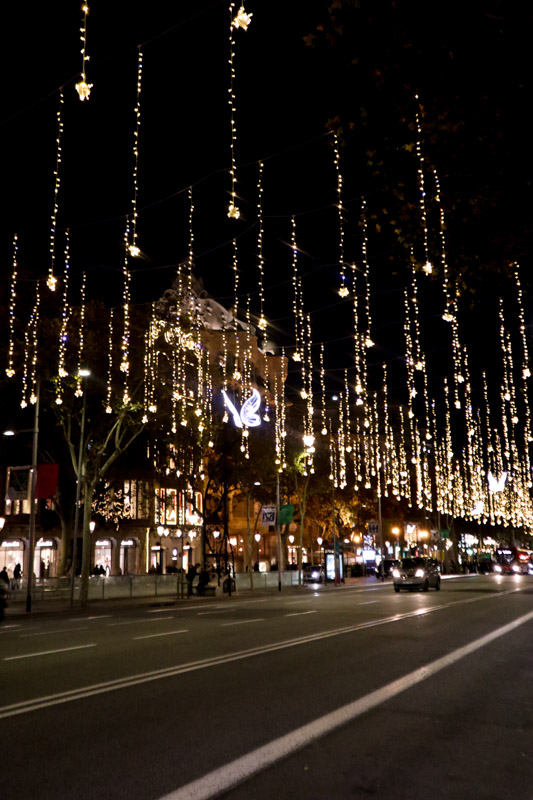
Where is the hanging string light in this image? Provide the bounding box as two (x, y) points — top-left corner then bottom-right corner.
(47, 91), (64, 292)
(75, 272), (86, 398)
(121, 220), (131, 404)
(106, 309), (114, 414)
(56, 231), (72, 405)
(361, 199), (374, 348)
(433, 168), (454, 322)
(319, 343), (327, 436)
(332, 133), (348, 298)
(227, 2), (251, 218)
(21, 284), (40, 409)
(414, 95), (432, 274)
(410, 256), (425, 371)
(75, 4), (93, 100)
(129, 48), (143, 258)
(6, 234), (18, 378)
(291, 217), (304, 361)
(514, 263), (531, 380)
(231, 238), (241, 381)
(256, 161), (267, 331)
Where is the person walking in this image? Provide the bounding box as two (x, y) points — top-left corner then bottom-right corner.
(186, 562), (198, 597)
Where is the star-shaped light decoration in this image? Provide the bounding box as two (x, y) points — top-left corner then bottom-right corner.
(47, 274), (58, 292)
(232, 6), (252, 30)
(422, 261), (433, 275)
(257, 316), (267, 331)
(129, 244), (140, 258)
(228, 203), (240, 219)
(75, 80), (93, 101)
(338, 285), (349, 298)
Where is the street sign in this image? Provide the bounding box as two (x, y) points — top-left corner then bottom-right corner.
(367, 520), (380, 536)
(261, 505), (276, 525)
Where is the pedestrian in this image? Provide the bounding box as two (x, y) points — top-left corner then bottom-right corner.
(0, 567), (9, 587)
(197, 566), (210, 596)
(186, 562), (198, 597)
(12, 563), (22, 590)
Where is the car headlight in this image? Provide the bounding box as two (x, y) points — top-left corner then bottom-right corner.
(415, 569), (425, 578)
(512, 564), (520, 573)
(494, 564), (502, 573)
(392, 569), (400, 578)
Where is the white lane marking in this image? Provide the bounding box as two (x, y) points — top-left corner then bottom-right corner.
(20, 627), (89, 638)
(197, 610), (231, 616)
(359, 601), (378, 606)
(87, 615), (112, 620)
(284, 600), (313, 606)
(221, 618), (265, 627)
(0, 588), (520, 719)
(107, 617), (174, 627)
(147, 608), (177, 613)
(285, 611), (317, 618)
(4, 644), (97, 661)
(159, 607), (533, 800)
(133, 630), (189, 641)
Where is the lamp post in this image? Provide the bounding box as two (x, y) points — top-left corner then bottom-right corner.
(70, 369), (90, 607)
(276, 471), (282, 592)
(26, 384), (40, 612)
(317, 537), (323, 575)
(254, 532), (261, 564)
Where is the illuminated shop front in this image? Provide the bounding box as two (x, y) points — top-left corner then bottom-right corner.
(120, 537), (138, 574)
(0, 538), (25, 575)
(153, 488), (202, 571)
(94, 538), (113, 575)
(34, 537), (58, 578)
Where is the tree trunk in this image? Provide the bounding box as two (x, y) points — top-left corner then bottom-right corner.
(79, 480), (96, 607)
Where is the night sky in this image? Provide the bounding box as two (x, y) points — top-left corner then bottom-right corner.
(1, 1), (531, 406)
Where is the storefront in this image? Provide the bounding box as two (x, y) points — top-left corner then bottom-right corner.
(150, 543), (165, 572)
(0, 538), (25, 576)
(94, 538), (113, 575)
(34, 537), (59, 578)
(120, 537), (138, 575)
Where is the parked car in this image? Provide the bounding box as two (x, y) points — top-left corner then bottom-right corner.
(374, 559), (399, 579)
(392, 557), (441, 592)
(303, 565), (325, 583)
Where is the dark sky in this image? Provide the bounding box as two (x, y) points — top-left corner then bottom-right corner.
(0, 1), (530, 405)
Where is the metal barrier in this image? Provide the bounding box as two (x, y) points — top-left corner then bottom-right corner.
(7, 571), (302, 604)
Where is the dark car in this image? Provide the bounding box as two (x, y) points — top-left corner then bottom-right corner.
(392, 557), (441, 592)
(374, 559), (399, 579)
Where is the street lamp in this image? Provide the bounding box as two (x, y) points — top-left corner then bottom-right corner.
(288, 533), (295, 565)
(254, 532), (261, 564)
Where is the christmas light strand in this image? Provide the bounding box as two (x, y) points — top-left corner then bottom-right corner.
(6, 234), (18, 378)
(75, 4), (93, 100)
(256, 161), (267, 331)
(56, 231), (71, 405)
(332, 133), (348, 298)
(128, 48), (143, 258)
(414, 96), (432, 274)
(47, 90), (64, 292)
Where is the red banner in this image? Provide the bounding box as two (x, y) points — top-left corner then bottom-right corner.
(35, 464), (59, 499)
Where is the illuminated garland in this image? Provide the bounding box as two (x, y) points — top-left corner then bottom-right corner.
(128, 48), (143, 258)
(47, 91), (64, 292)
(75, 4), (93, 100)
(56, 231), (71, 405)
(6, 234), (18, 378)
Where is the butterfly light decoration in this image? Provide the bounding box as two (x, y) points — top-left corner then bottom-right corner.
(222, 388), (262, 428)
(487, 471), (507, 493)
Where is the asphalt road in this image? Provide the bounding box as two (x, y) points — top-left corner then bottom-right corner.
(1, 574), (532, 800)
